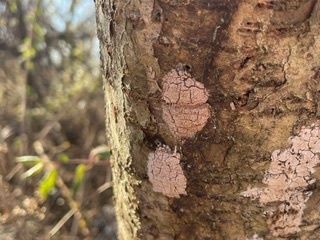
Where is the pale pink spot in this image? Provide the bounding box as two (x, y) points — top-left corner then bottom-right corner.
(242, 123), (320, 237)
(147, 146), (187, 198)
(162, 104), (211, 139)
(161, 69), (210, 139)
(162, 69), (208, 105)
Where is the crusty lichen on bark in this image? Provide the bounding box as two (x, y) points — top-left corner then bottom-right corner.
(242, 123), (320, 237)
(148, 145), (187, 198)
(95, 0), (320, 239)
(161, 69), (211, 140)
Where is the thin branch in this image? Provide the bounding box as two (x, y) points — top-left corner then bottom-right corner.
(33, 141), (90, 237)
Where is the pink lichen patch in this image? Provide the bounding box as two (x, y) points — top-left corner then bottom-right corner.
(162, 69), (209, 105)
(161, 69), (211, 139)
(290, 125), (320, 153)
(147, 146), (187, 198)
(242, 123), (320, 237)
(162, 104), (211, 139)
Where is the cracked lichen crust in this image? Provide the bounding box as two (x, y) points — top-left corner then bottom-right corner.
(162, 69), (209, 105)
(242, 123), (320, 237)
(147, 146), (187, 198)
(162, 105), (211, 139)
(161, 69), (211, 139)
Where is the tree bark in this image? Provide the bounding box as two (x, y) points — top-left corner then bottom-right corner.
(95, 0), (320, 239)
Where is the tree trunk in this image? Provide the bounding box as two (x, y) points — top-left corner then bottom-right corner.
(94, 0), (320, 239)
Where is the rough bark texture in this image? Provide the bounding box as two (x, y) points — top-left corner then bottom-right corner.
(95, 0), (320, 239)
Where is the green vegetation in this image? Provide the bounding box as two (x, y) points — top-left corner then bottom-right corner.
(0, 0), (116, 239)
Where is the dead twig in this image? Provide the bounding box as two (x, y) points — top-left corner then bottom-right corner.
(49, 208), (76, 237)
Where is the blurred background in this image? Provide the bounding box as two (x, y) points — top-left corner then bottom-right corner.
(0, 0), (116, 239)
